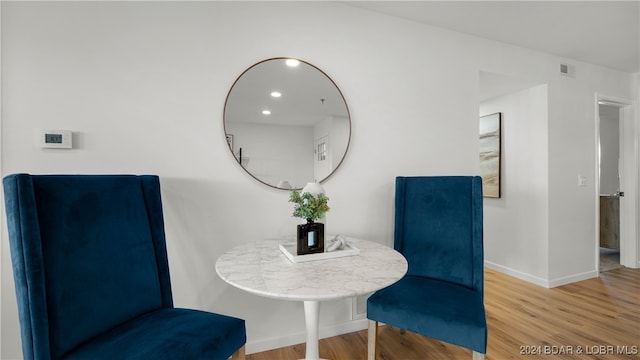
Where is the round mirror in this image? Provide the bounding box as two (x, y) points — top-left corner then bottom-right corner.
(224, 58), (351, 190)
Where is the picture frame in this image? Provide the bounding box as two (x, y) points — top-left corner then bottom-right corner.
(479, 112), (502, 198)
(225, 134), (233, 150)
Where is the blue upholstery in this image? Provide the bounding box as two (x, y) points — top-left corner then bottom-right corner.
(367, 176), (487, 354)
(3, 174), (246, 360)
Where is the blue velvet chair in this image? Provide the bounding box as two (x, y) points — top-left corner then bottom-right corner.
(367, 176), (487, 360)
(3, 174), (246, 360)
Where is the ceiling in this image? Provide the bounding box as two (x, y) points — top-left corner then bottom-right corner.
(225, 59), (349, 126)
(344, 1), (639, 73)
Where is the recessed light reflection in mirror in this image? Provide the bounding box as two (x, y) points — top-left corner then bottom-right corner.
(286, 59), (300, 67)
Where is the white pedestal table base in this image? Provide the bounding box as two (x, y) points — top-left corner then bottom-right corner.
(302, 300), (327, 360)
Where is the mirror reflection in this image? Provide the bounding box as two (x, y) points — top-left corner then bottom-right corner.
(224, 58), (351, 190)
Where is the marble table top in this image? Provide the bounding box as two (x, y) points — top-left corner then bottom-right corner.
(215, 237), (408, 301)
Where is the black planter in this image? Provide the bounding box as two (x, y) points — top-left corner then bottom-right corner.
(297, 219), (324, 255)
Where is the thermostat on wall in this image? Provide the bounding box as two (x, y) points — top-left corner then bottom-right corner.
(36, 129), (73, 149)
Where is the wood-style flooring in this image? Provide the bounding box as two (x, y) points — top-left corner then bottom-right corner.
(600, 247), (623, 272)
(247, 267), (640, 360)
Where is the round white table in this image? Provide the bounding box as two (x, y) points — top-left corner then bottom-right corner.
(215, 237), (407, 360)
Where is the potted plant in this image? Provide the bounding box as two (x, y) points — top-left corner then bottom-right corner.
(289, 186), (329, 255)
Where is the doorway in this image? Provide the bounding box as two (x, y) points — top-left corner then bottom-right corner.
(596, 96), (638, 273)
(598, 104), (623, 272)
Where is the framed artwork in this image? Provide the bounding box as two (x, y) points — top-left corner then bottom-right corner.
(479, 113), (502, 198)
(225, 134), (233, 150)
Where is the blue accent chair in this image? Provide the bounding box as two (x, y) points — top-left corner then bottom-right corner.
(3, 174), (246, 360)
(367, 176), (487, 360)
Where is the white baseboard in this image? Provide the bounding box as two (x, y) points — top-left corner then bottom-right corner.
(484, 261), (597, 288)
(484, 261), (550, 288)
(245, 318), (369, 354)
(548, 270), (597, 288)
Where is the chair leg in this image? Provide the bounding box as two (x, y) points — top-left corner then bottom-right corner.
(368, 320), (378, 360)
(472, 351), (485, 360)
(231, 345), (246, 360)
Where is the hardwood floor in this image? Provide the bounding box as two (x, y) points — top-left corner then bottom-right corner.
(247, 267), (640, 360)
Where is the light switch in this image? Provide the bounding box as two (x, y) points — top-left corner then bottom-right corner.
(577, 175), (587, 187)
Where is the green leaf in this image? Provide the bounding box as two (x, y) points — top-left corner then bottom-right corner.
(289, 190), (330, 221)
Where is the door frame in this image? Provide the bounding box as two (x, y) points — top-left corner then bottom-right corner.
(595, 94), (638, 271)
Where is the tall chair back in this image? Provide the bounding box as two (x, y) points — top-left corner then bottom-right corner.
(4, 174), (246, 360)
(367, 176), (486, 359)
(395, 176), (484, 291)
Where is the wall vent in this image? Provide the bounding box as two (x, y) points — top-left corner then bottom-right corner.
(560, 63), (575, 77)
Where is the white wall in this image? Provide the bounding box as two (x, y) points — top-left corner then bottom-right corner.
(546, 66), (636, 285)
(225, 122), (314, 189)
(330, 116), (350, 175)
(480, 84), (550, 285)
(1, 2), (636, 358)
